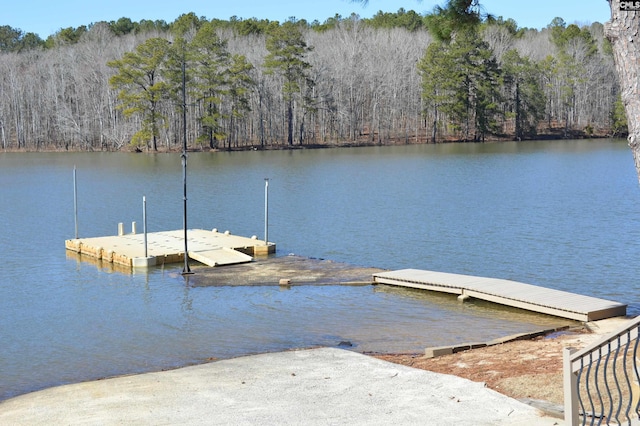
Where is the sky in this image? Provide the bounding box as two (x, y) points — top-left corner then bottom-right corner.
(5, 0), (612, 39)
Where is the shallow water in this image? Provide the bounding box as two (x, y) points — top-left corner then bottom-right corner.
(1, 139), (639, 401)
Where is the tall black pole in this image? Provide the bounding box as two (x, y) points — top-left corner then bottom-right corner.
(181, 53), (191, 275)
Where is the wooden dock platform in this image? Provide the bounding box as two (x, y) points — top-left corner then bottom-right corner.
(372, 269), (626, 322)
(65, 228), (275, 269)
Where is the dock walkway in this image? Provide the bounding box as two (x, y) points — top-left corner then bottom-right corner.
(65, 228), (275, 269)
(373, 269), (626, 322)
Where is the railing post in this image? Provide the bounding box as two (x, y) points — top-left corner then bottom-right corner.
(564, 347), (579, 426)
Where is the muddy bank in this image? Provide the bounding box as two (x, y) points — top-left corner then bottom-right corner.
(376, 317), (635, 417)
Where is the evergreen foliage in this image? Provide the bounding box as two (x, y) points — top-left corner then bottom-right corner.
(611, 95), (628, 137)
(264, 20), (313, 146)
(0, 25), (44, 52)
(107, 38), (171, 151)
(502, 49), (546, 139)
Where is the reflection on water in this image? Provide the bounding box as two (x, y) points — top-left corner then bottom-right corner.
(373, 284), (576, 330)
(1, 140), (639, 401)
(65, 249), (136, 275)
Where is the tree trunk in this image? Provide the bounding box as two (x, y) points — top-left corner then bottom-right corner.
(432, 108), (438, 143)
(515, 82), (521, 141)
(287, 100), (293, 146)
(605, 0), (640, 181)
(299, 118), (304, 145)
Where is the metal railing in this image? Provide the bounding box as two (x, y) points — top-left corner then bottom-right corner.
(564, 316), (640, 425)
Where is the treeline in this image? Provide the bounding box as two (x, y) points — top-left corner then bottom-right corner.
(0, 10), (626, 151)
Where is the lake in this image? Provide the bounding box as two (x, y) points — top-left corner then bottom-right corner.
(1, 139), (639, 401)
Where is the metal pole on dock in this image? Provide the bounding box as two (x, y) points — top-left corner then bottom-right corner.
(181, 55), (191, 275)
(73, 166), (78, 239)
(264, 178), (269, 245)
(143, 196), (148, 258)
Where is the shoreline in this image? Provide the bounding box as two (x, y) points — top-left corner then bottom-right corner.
(0, 133), (619, 154)
(1, 321), (627, 424)
(376, 316), (635, 417)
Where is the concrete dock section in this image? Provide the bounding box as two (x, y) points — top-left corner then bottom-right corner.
(65, 228), (275, 269)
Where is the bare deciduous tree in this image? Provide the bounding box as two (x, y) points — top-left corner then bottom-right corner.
(0, 9), (623, 151)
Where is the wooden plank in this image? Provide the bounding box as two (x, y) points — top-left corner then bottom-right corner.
(373, 269), (627, 321)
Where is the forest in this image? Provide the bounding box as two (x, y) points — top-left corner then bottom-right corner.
(0, 8), (626, 151)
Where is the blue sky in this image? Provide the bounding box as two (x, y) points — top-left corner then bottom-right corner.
(5, 0), (611, 38)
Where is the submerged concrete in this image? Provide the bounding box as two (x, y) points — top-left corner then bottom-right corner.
(0, 348), (559, 425)
(187, 254), (385, 287)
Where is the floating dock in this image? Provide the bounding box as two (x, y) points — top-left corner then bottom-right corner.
(372, 269), (626, 322)
(65, 228), (275, 269)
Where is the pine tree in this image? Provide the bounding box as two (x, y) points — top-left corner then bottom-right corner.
(264, 21), (313, 146)
(502, 49), (546, 140)
(418, 41), (453, 142)
(190, 22), (230, 149)
(108, 37), (171, 151)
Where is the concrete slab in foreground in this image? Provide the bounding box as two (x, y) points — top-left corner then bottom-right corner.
(0, 348), (559, 425)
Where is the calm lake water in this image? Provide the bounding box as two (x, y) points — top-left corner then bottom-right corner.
(1, 139), (639, 401)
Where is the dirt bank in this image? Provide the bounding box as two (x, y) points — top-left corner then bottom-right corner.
(375, 317), (633, 412)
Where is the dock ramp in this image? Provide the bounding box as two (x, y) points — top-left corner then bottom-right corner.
(373, 269), (626, 322)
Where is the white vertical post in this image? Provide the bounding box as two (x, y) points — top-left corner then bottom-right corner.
(564, 347), (579, 426)
(143, 196), (148, 258)
(73, 166), (78, 239)
(264, 178), (269, 245)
